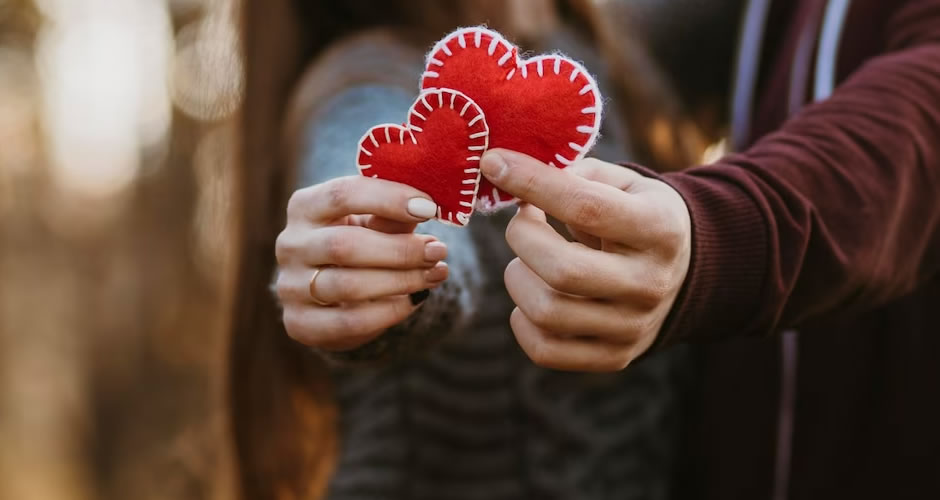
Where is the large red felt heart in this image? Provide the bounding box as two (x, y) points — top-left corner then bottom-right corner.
(421, 26), (603, 211)
(356, 88), (489, 227)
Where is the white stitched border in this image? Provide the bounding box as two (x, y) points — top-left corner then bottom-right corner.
(421, 27), (605, 213)
(554, 153), (573, 166)
(423, 71), (439, 79)
(488, 37), (499, 55)
(354, 88), (488, 227)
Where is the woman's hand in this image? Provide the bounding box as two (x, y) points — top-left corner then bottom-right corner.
(481, 150), (692, 372)
(275, 176), (449, 351)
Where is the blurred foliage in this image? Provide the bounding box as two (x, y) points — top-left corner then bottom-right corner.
(0, 0), (241, 498)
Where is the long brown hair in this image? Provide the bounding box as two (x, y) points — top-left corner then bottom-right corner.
(232, 1), (722, 498)
(231, 3), (541, 498)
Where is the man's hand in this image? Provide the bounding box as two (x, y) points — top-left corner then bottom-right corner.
(481, 149), (692, 372)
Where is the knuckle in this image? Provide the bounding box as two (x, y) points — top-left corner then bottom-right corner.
(607, 351), (634, 372)
(572, 157), (604, 177)
(282, 309), (311, 343)
(527, 292), (559, 329)
(323, 231), (350, 263)
(528, 341), (555, 369)
(569, 190), (606, 228)
(657, 220), (686, 256)
(274, 230), (294, 263)
(546, 259), (585, 291)
(622, 311), (656, 338)
(286, 188), (309, 216)
(632, 268), (671, 309)
(504, 213), (520, 242)
(323, 177), (353, 210)
(520, 171), (540, 196)
(274, 272), (291, 302)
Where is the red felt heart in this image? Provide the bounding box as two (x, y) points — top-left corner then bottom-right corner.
(421, 26), (603, 211)
(357, 88), (489, 227)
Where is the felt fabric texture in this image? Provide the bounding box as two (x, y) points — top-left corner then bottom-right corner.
(357, 88), (488, 226)
(422, 26), (603, 211)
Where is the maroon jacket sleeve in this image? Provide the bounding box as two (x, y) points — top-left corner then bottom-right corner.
(655, 0), (940, 345)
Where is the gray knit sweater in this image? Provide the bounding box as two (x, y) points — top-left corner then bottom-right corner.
(297, 30), (685, 500)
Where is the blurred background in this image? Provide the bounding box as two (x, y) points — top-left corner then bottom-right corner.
(0, 0), (241, 498)
(0, 0), (739, 498)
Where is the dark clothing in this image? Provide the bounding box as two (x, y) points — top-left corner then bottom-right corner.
(657, 0), (940, 498)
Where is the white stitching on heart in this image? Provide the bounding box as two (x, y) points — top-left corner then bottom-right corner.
(421, 26), (604, 213)
(355, 88), (488, 227)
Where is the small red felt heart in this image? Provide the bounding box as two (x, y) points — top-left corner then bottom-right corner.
(421, 27), (603, 212)
(356, 88), (489, 227)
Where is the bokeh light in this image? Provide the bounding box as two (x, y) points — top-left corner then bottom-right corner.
(35, 0), (174, 199)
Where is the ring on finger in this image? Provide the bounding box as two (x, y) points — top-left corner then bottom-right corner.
(309, 267), (336, 307)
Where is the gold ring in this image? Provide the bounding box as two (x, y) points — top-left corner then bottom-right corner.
(308, 267), (333, 307)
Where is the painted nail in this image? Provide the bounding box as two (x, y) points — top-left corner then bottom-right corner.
(425, 261), (449, 282)
(407, 198), (437, 219)
(424, 241), (448, 262)
(481, 150), (507, 180)
(409, 289), (431, 305)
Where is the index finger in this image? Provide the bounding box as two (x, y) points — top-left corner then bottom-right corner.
(480, 150), (657, 244)
(290, 176), (438, 224)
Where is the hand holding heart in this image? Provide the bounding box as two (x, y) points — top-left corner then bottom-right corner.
(275, 177), (449, 351)
(481, 149), (692, 372)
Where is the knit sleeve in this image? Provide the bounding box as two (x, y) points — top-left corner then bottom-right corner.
(652, 0), (940, 346)
(291, 75), (486, 363)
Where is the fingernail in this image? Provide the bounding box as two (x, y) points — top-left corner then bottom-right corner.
(409, 289), (431, 306)
(481, 150), (507, 180)
(407, 197), (437, 219)
(424, 241), (448, 262)
(424, 261), (449, 282)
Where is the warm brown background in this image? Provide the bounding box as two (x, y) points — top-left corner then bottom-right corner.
(0, 0), (241, 498)
(0, 0), (737, 498)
